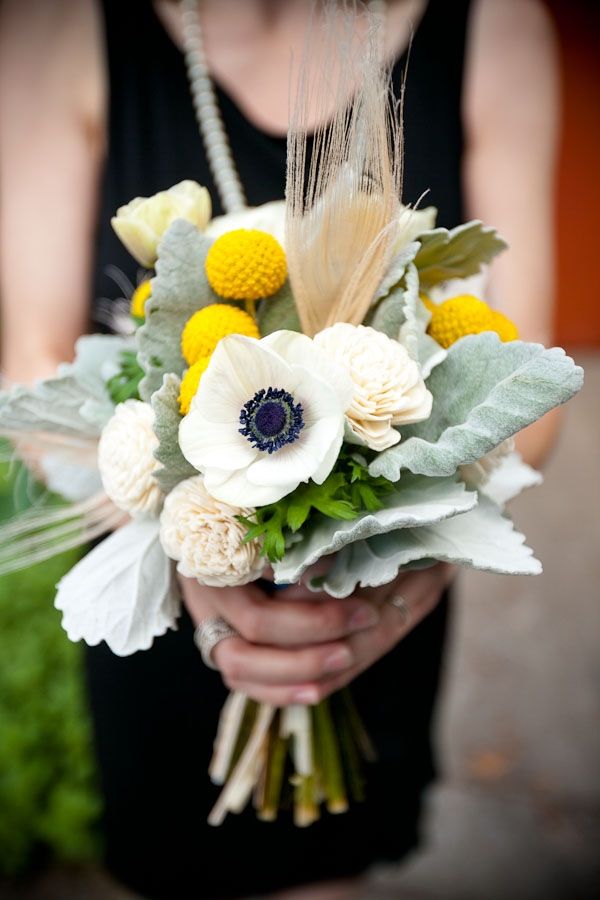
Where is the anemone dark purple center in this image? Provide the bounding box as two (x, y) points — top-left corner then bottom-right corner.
(239, 387), (304, 454)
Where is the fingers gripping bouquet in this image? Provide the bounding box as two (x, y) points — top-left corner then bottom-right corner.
(0, 12), (583, 827)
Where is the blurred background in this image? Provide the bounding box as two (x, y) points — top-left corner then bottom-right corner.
(0, 1), (598, 898)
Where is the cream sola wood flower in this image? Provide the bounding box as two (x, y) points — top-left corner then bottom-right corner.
(313, 323), (433, 452)
(98, 399), (162, 516)
(179, 331), (353, 507)
(160, 476), (264, 587)
(111, 180), (211, 268)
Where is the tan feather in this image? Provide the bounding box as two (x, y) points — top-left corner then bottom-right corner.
(0, 491), (124, 576)
(0, 432), (124, 575)
(285, 0), (404, 336)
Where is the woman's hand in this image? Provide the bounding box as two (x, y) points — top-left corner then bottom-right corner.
(180, 563), (454, 705)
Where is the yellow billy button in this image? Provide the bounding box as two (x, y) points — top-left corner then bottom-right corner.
(205, 229), (287, 301)
(179, 357), (211, 415)
(181, 303), (259, 365)
(427, 294), (519, 349)
(130, 279), (152, 320)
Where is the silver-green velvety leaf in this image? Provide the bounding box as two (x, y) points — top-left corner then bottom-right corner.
(150, 373), (197, 493)
(364, 281), (406, 339)
(478, 452), (543, 507)
(366, 266), (446, 377)
(415, 220), (507, 289)
(370, 333), (584, 482)
(137, 220), (219, 401)
(257, 281), (301, 336)
(55, 517), (180, 656)
(0, 334), (129, 436)
(397, 263), (422, 360)
(319, 496), (541, 598)
(373, 241), (421, 302)
(272, 475), (477, 585)
(418, 332), (447, 380)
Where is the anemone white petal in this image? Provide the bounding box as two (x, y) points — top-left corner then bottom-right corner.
(194, 335), (299, 424)
(309, 420), (345, 484)
(246, 440), (319, 487)
(179, 412), (258, 471)
(292, 369), (349, 427)
(204, 465), (296, 506)
(265, 331), (353, 409)
(246, 412), (342, 488)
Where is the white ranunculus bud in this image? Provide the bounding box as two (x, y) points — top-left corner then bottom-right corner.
(159, 476), (264, 587)
(98, 400), (162, 517)
(205, 200), (286, 247)
(314, 323), (433, 452)
(111, 180), (211, 268)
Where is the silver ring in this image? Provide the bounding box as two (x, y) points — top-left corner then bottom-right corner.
(387, 593), (412, 628)
(194, 617), (238, 670)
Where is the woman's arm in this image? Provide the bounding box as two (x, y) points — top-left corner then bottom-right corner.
(463, 0), (562, 467)
(0, 0), (106, 384)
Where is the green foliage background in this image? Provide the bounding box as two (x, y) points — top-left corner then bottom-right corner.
(0, 445), (101, 874)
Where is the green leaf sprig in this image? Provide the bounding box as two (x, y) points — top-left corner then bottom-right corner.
(106, 350), (144, 404)
(238, 451), (395, 563)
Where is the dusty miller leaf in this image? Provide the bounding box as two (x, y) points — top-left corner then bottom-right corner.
(272, 475), (476, 585)
(415, 220), (507, 288)
(365, 282), (406, 338)
(137, 220), (219, 401)
(373, 241), (421, 302)
(150, 373), (197, 493)
(370, 333), (584, 482)
(55, 518), (180, 656)
(257, 281), (301, 336)
(319, 496), (541, 598)
(366, 263), (446, 377)
(0, 335), (129, 437)
(477, 452), (543, 507)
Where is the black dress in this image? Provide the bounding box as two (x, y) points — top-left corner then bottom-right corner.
(88, 2), (471, 897)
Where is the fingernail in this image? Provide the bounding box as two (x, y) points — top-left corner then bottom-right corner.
(348, 604), (379, 631)
(323, 647), (353, 674)
(293, 687), (320, 705)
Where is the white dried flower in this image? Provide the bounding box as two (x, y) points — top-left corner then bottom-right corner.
(159, 476), (264, 587)
(98, 400), (162, 517)
(111, 180), (211, 268)
(314, 323), (433, 452)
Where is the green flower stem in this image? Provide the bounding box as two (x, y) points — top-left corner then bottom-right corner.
(258, 716), (287, 822)
(333, 693), (366, 804)
(294, 773), (320, 827)
(339, 687), (377, 763)
(227, 698), (258, 779)
(313, 699), (348, 814)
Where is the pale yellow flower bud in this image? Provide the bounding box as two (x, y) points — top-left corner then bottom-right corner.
(111, 180), (211, 268)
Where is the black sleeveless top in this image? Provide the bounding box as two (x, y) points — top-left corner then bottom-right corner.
(87, 3), (471, 898)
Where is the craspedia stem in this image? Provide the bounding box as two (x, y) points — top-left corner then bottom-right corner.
(313, 699), (348, 814)
(258, 715), (287, 822)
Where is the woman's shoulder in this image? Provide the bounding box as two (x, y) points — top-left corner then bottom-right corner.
(0, 0), (106, 141)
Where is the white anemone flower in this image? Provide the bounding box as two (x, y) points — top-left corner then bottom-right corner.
(179, 331), (353, 507)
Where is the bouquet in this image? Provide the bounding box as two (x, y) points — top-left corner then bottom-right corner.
(0, 21), (583, 827)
